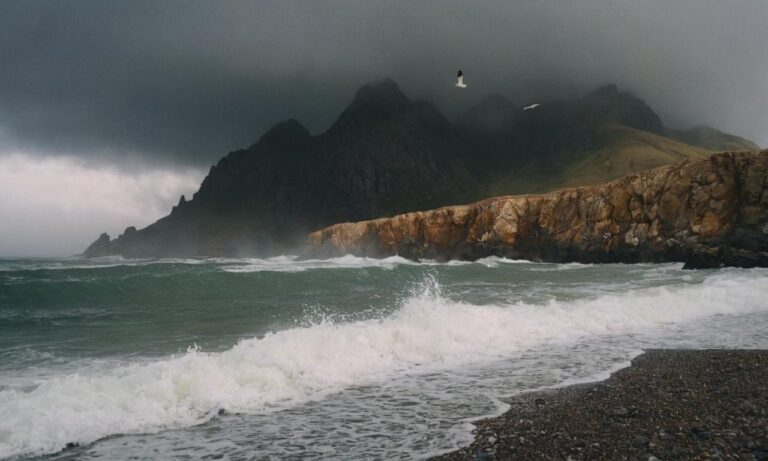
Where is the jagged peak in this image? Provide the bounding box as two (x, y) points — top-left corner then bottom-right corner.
(171, 195), (188, 214)
(325, 79), (413, 133)
(258, 119), (310, 145)
(583, 83), (663, 134)
(346, 78), (410, 114)
(82, 232), (112, 257)
(585, 84), (647, 109)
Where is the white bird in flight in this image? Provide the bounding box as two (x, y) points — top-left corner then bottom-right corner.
(455, 70), (467, 88)
(523, 103), (541, 111)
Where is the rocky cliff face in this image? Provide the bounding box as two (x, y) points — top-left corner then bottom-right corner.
(83, 78), (760, 258)
(308, 151), (768, 268)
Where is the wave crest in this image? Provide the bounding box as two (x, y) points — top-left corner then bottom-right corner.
(1, 270), (767, 458)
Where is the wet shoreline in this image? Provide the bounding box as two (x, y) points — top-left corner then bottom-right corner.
(432, 349), (768, 460)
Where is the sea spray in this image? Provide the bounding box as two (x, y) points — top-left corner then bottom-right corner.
(2, 268), (768, 458)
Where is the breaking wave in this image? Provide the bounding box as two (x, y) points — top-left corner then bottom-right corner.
(1, 270), (767, 458)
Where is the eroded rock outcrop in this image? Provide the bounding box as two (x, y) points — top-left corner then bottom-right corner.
(308, 151), (768, 268)
(83, 232), (112, 258)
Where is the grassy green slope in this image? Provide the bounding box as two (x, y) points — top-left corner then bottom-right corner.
(488, 124), (714, 195)
(666, 126), (761, 152)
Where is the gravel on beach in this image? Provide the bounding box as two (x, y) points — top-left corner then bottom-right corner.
(432, 350), (768, 461)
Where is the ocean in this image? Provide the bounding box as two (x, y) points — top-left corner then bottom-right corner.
(1, 256), (767, 460)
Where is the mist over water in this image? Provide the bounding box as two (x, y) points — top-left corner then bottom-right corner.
(1, 256), (767, 459)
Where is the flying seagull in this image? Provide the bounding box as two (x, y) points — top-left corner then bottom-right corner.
(523, 103), (541, 111)
(455, 70), (467, 88)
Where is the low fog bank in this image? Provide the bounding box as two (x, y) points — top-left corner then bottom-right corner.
(0, 153), (203, 257)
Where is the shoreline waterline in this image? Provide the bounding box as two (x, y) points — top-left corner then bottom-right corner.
(1, 257), (767, 460)
(433, 349), (768, 460)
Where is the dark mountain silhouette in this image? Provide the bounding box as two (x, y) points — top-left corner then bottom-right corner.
(455, 84), (664, 183)
(90, 79), (478, 256)
(85, 80), (760, 257)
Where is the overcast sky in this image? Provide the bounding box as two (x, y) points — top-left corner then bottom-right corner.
(1, 0), (766, 255)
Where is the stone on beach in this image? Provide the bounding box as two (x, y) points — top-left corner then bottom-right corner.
(431, 350), (768, 460)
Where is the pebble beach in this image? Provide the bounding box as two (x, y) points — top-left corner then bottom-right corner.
(434, 350), (768, 460)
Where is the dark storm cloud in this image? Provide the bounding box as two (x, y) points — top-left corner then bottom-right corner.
(0, 0), (766, 166)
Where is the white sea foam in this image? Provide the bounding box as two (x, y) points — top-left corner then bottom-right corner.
(0, 254), (535, 273)
(466, 256), (531, 267)
(219, 254), (533, 272)
(217, 254), (421, 272)
(0, 256), (205, 272)
(529, 261), (595, 271)
(1, 270), (767, 458)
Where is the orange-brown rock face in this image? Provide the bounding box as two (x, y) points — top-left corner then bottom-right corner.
(308, 151), (768, 268)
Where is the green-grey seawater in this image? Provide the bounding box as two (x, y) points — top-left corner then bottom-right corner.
(1, 256), (767, 460)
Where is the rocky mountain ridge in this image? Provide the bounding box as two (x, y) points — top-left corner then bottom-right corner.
(308, 151), (768, 268)
(88, 80), (478, 256)
(84, 79), (761, 258)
